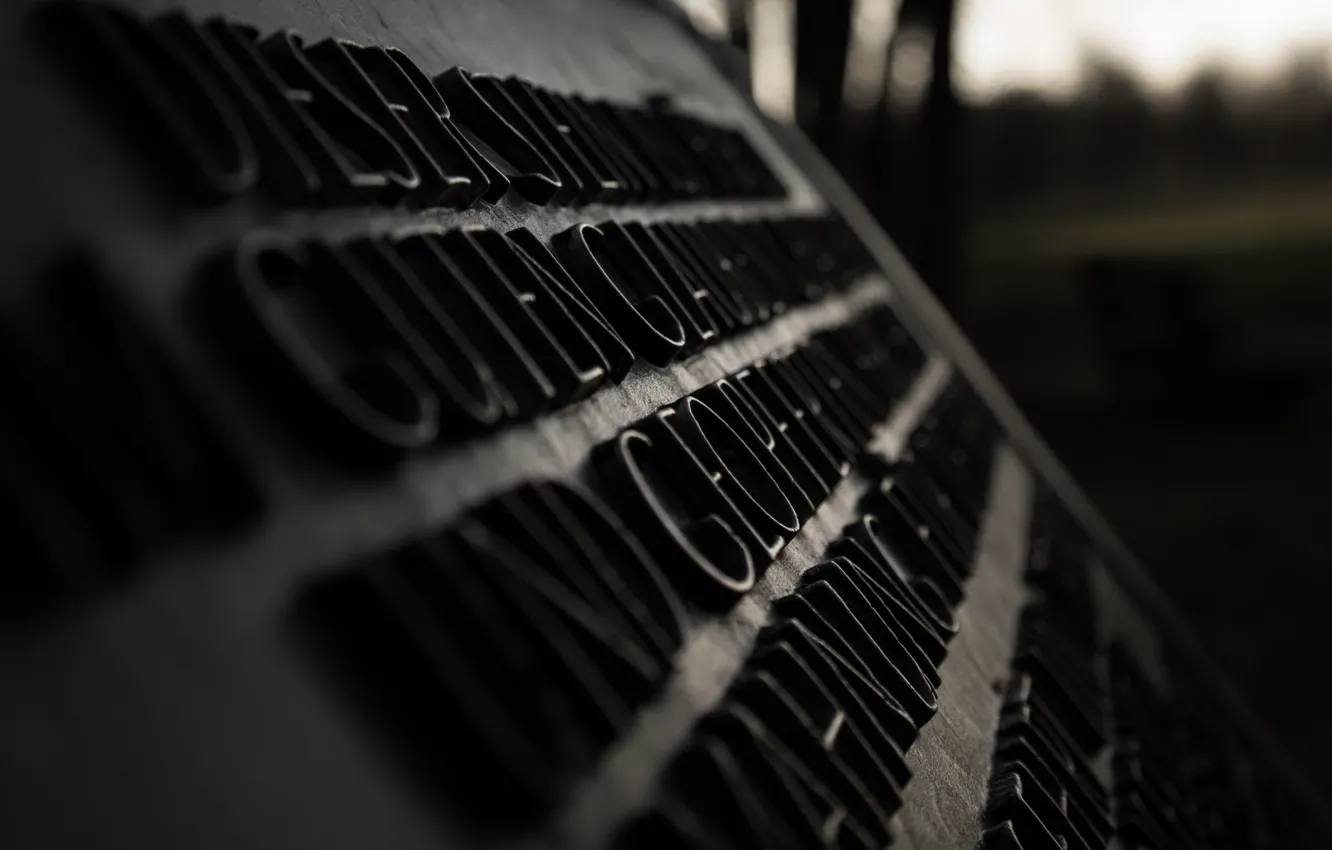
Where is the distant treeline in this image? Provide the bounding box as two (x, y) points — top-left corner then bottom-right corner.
(960, 51), (1332, 217)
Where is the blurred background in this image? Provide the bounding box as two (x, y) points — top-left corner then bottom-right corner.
(676, 0), (1332, 800)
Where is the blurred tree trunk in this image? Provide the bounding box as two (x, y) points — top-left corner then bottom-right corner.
(737, 0), (961, 306)
(794, 0), (853, 152)
(877, 0), (959, 306)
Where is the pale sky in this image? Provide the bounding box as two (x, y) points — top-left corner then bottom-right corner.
(956, 0), (1332, 100)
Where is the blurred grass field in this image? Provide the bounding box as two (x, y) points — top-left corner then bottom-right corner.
(963, 184), (1332, 416)
(972, 184), (1332, 263)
